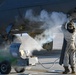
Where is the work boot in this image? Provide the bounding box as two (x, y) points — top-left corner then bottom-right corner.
(71, 67), (75, 74)
(62, 66), (70, 74)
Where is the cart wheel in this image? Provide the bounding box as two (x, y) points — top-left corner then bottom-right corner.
(0, 61), (11, 74)
(15, 67), (25, 73)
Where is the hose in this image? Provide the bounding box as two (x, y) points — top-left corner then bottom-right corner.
(38, 50), (76, 71)
(38, 57), (59, 70)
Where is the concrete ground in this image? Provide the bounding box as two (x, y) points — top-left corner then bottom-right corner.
(7, 49), (76, 75)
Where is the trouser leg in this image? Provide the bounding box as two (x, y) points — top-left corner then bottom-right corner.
(63, 51), (69, 66)
(70, 51), (75, 73)
(70, 51), (75, 67)
(63, 52), (70, 74)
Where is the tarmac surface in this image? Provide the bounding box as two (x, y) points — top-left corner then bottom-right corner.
(5, 49), (76, 75)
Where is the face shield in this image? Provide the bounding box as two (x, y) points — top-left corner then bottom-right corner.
(67, 21), (75, 33)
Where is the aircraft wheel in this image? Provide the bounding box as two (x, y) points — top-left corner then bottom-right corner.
(15, 67), (25, 73)
(0, 61), (11, 74)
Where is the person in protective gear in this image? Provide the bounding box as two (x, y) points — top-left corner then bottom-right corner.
(59, 20), (76, 74)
